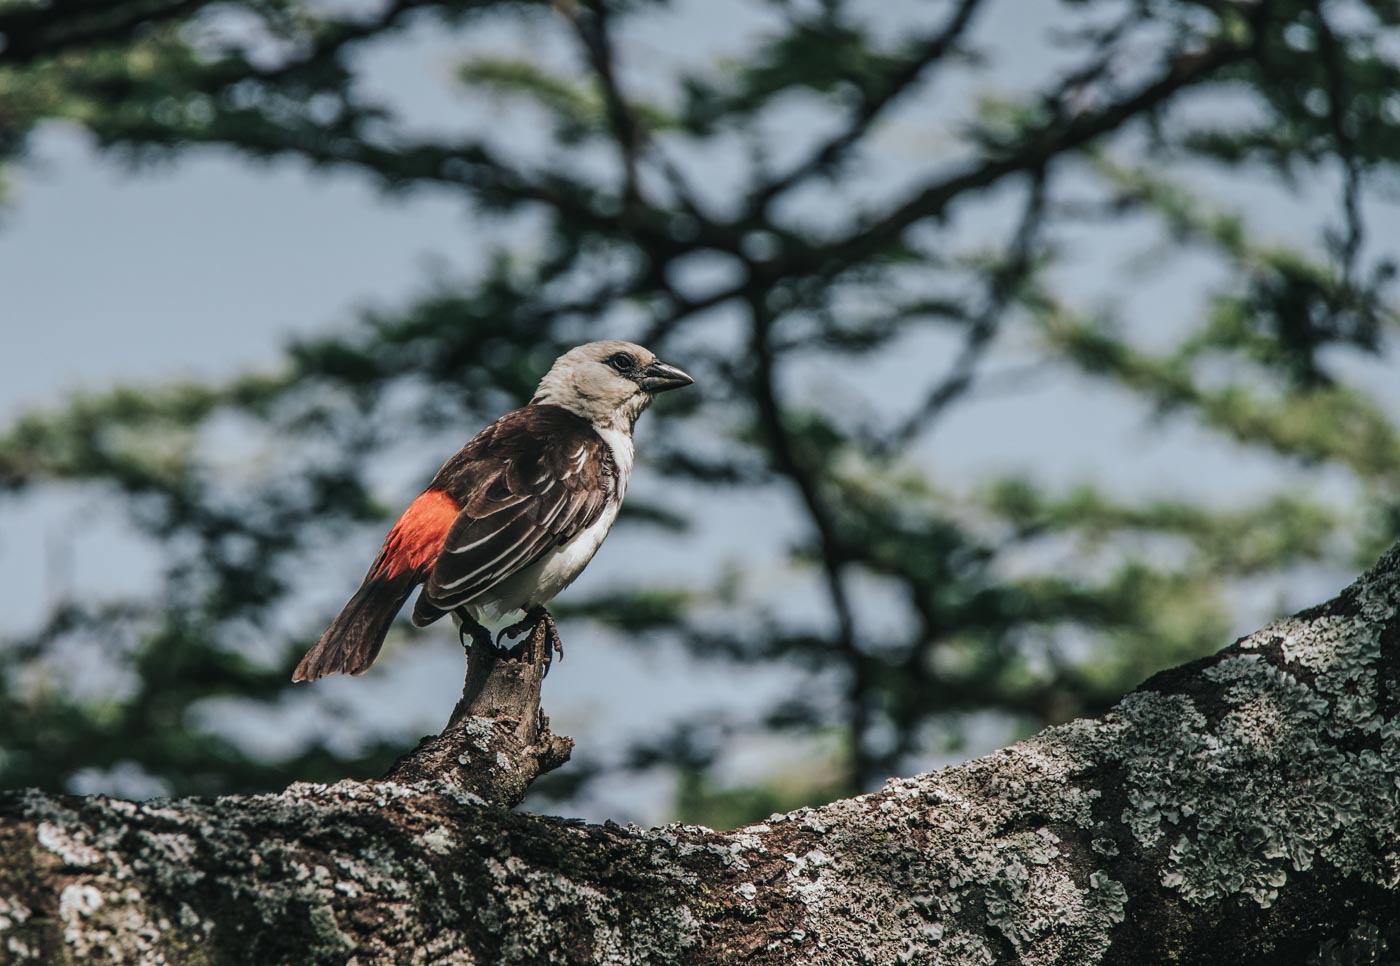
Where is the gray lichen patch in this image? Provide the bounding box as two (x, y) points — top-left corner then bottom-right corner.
(419, 825), (457, 856)
(35, 822), (105, 868)
(0, 891), (39, 964)
(0, 893), (31, 930)
(476, 854), (702, 965)
(1, 777), (732, 966)
(462, 715), (499, 753)
(698, 726), (1127, 965)
(1094, 554), (1400, 910)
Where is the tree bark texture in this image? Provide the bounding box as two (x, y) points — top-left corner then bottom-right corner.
(382, 624), (573, 807)
(3, 546), (1399, 964)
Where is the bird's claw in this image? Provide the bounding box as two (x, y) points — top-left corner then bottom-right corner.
(457, 611), (492, 655)
(495, 613), (534, 648)
(492, 608), (563, 675)
(537, 610), (563, 678)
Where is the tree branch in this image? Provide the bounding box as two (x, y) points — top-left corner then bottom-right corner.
(382, 627), (572, 807)
(745, 293), (872, 788)
(5, 542), (1400, 961)
(881, 166), (1048, 451)
(745, 0), (987, 215)
(0, 0), (210, 66)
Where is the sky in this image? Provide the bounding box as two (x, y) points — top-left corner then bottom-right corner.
(2, 0), (1397, 823)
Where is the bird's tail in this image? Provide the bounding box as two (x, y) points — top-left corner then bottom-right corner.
(292, 572), (420, 682)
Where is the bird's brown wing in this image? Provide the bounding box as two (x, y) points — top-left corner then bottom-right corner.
(411, 404), (614, 624)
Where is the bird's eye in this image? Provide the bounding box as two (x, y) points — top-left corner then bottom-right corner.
(608, 352), (635, 371)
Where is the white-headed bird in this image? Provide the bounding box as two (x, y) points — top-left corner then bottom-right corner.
(293, 341), (693, 682)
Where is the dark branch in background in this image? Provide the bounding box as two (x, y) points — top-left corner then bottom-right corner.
(1308, 0), (1365, 292)
(246, 0), (443, 84)
(0, 0), (209, 65)
(655, 28), (1254, 347)
(745, 0), (987, 215)
(882, 166), (1048, 451)
(746, 292), (873, 786)
(755, 36), (1252, 285)
(569, 0), (645, 213)
(558, 0), (717, 312)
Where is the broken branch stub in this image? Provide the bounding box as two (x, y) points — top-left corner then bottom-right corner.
(383, 630), (572, 807)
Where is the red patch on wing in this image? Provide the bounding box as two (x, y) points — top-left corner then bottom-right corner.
(375, 489), (460, 578)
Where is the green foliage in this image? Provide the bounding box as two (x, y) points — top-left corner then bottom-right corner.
(1, 0), (1399, 823)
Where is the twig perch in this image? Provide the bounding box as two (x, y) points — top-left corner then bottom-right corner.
(383, 631), (572, 807)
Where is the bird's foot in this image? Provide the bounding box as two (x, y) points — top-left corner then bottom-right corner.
(456, 610), (494, 656)
(495, 607), (563, 675)
(537, 610), (563, 678)
(495, 608), (540, 649)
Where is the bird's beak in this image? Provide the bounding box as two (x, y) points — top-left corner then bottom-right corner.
(638, 361), (694, 394)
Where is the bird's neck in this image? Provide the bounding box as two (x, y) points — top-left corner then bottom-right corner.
(603, 393), (650, 435)
(529, 391), (649, 437)
(525, 393), (643, 492)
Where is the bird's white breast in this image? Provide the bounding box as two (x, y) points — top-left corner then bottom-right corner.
(592, 425), (635, 490)
(468, 425), (633, 623)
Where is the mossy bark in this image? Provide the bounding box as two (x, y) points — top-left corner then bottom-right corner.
(3, 546), (1399, 964)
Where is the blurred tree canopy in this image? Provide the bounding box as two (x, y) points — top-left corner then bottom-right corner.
(1, 0), (1399, 824)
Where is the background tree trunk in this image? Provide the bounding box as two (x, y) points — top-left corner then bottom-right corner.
(3, 545), (1399, 965)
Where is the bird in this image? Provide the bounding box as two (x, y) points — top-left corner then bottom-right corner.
(292, 340), (693, 683)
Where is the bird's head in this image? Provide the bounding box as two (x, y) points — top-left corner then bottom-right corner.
(531, 340), (694, 430)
